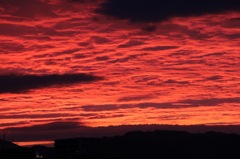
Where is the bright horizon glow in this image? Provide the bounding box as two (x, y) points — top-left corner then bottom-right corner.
(14, 141), (54, 147)
(0, 0), (240, 144)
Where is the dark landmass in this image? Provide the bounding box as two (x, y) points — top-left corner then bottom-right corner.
(0, 139), (21, 149)
(2, 129), (240, 159)
(55, 130), (240, 159)
(5, 124), (240, 144)
(0, 139), (34, 159)
(0, 139), (54, 159)
(94, 130), (240, 159)
(31, 145), (55, 159)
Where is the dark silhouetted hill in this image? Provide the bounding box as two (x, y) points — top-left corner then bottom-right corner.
(0, 139), (21, 149)
(0, 139), (34, 159)
(31, 145), (55, 159)
(94, 130), (240, 159)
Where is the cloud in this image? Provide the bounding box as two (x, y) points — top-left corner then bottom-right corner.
(164, 79), (189, 84)
(6, 121), (85, 132)
(22, 35), (52, 41)
(178, 97), (240, 106)
(221, 17), (240, 28)
(0, 122), (28, 128)
(141, 25), (157, 32)
(2, 121), (88, 142)
(131, 97), (240, 109)
(0, 24), (77, 39)
(132, 102), (180, 109)
(91, 36), (110, 44)
(0, 24), (37, 36)
(95, 56), (110, 61)
(88, 114), (125, 119)
(80, 102), (189, 112)
(64, 0), (89, 3)
(82, 97), (240, 112)
(0, 42), (25, 53)
(223, 33), (240, 40)
(206, 75), (223, 81)
(53, 48), (81, 56)
(96, 0), (240, 22)
(0, 73), (103, 93)
(194, 52), (225, 58)
(118, 95), (155, 102)
(142, 46), (179, 51)
(108, 55), (138, 63)
(0, 113), (73, 119)
(0, 0), (58, 19)
(36, 25), (78, 37)
(118, 40), (145, 48)
(81, 104), (119, 111)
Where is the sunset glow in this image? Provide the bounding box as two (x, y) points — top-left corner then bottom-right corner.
(0, 0), (240, 146)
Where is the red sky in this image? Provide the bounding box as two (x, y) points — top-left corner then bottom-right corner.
(0, 0), (240, 146)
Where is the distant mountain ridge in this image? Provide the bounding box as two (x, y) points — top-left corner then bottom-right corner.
(0, 139), (21, 149)
(31, 145), (55, 159)
(97, 130), (240, 159)
(2, 130), (240, 159)
(0, 139), (54, 159)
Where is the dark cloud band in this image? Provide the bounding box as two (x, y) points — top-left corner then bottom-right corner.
(81, 97), (240, 111)
(0, 73), (103, 93)
(96, 0), (240, 22)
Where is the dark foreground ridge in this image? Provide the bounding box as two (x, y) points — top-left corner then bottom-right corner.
(0, 139), (55, 159)
(55, 130), (240, 159)
(0, 139), (34, 159)
(1, 130), (240, 159)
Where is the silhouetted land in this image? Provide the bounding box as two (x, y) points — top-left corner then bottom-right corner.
(0, 139), (34, 159)
(1, 130), (240, 159)
(55, 130), (240, 159)
(31, 145), (55, 159)
(0, 139), (55, 159)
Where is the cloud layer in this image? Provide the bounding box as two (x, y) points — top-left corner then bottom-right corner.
(0, 74), (102, 93)
(0, 0), (240, 145)
(96, 0), (240, 22)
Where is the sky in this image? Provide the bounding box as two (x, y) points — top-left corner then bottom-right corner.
(0, 0), (240, 146)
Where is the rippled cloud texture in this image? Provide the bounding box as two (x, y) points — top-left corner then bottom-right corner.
(0, 0), (240, 144)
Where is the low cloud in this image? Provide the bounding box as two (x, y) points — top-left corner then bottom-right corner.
(0, 42), (26, 53)
(118, 95), (155, 102)
(108, 55), (138, 63)
(88, 114), (125, 119)
(95, 56), (110, 61)
(0, 0), (58, 19)
(142, 46), (179, 51)
(53, 48), (81, 56)
(142, 25), (157, 32)
(96, 0), (240, 22)
(81, 104), (119, 111)
(6, 121), (85, 132)
(164, 79), (189, 84)
(0, 24), (37, 36)
(82, 97), (240, 111)
(0, 73), (103, 93)
(118, 40), (145, 48)
(206, 75), (223, 81)
(178, 97), (240, 106)
(91, 36), (110, 44)
(2, 121), (88, 142)
(0, 113), (73, 119)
